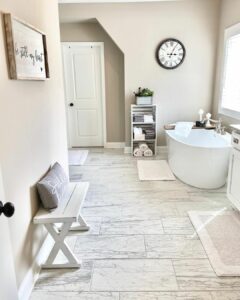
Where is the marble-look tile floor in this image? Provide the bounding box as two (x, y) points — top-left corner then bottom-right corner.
(31, 149), (240, 300)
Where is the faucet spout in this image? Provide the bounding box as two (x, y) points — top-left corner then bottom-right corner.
(209, 118), (225, 134)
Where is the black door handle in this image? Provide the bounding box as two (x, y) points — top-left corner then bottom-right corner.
(69, 103), (74, 107)
(0, 201), (15, 218)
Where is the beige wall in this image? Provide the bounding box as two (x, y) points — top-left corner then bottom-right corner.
(59, 0), (220, 145)
(60, 22), (125, 143)
(0, 0), (68, 287)
(213, 0), (240, 125)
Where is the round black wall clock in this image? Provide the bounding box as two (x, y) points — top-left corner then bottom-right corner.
(156, 38), (186, 70)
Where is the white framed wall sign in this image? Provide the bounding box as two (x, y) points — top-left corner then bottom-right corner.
(3, 13), (50, 80)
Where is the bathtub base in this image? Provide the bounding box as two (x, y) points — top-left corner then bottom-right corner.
(166, 129), (231, 190)
(169, 162), (227, 190)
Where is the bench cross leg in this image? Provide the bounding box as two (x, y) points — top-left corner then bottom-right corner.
(42, 222), (81, 269)
(69, 214), (90, 231)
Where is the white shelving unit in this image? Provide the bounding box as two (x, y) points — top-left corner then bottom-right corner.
(131, 104), (157, 156)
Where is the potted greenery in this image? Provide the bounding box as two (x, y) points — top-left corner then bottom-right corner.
(134, 87), (154, 105)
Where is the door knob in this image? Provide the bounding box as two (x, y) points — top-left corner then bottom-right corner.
(69, 103), (74, 107)
(0, 201), (15, 218)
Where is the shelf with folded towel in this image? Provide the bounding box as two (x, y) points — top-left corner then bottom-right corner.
(131, 104), (157, 156)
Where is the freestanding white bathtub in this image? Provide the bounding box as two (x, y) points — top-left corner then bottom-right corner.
(165, 129), (232, 189)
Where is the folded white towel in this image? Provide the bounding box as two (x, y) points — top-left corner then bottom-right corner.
(134, 133), (145, 141)
(175, 122), (194, 138)
(144, 115), (154, 123)
(134, 127), (143, 135)
(133, 147), (143, 157)
(139, 143), (149, 152)
(144, 148), (153, 157)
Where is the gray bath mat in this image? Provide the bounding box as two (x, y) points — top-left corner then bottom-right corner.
(189, 210), (240, 276)
(137, 160), (176, 181)
(68, 149), (88, 166)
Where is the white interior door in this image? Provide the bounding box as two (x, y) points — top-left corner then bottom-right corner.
(0, 167), (18, 300)
(62, 43), (105, 147)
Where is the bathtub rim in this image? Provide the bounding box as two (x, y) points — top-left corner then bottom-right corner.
(165, 129), (232, 150)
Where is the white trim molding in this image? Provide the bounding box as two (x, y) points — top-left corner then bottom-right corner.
(157, 146), (168, 154)
(105, 142), (125, 149)
(124, 146), (131, 154)
(18, 235), (54, 300)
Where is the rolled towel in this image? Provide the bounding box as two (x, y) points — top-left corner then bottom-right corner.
(144, 148), (153, 157)
(139, 143), (149, 152)
(133, 147), (143, 157)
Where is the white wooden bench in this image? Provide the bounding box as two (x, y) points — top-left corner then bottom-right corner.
(34, 182), (89, 269)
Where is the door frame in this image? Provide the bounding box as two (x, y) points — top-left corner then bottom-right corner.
(61, 42), (107, 148)
(0, 166), (18, 300)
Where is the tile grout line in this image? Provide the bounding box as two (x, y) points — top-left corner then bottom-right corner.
(89, 259), (95, 292)
(170, 258), (180, 291)
(143, 234), (147, 253)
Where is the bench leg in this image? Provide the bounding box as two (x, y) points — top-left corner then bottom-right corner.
(43, 222), (81, 269)
(69, 214), (90, 232)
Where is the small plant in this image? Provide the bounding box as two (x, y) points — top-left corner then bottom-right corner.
(134, 87), (154, 97)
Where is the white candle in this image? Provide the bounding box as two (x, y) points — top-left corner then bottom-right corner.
(198, 109), (204, 122)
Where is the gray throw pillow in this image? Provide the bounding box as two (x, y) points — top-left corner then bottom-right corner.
(37, 162), (68, 210)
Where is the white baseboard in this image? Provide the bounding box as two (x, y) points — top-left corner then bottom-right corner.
(157, 146), (168, 154)
(124, 146), (131, 154)
(104, 142), (125, 149)
(18, 234), (53, 300)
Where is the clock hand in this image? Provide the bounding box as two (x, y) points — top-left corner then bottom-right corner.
(170, 44), (178, 56)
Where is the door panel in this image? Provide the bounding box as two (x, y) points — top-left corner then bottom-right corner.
(77, 110), (98, 136)
(62, 43), (104, 147)
(0, 167), (18, 300)
(73, 53), (96, 100)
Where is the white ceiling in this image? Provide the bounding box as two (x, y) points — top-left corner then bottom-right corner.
(59, 0), (184, 3)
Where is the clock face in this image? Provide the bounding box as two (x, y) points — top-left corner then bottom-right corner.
(156, 38), (186, 69)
